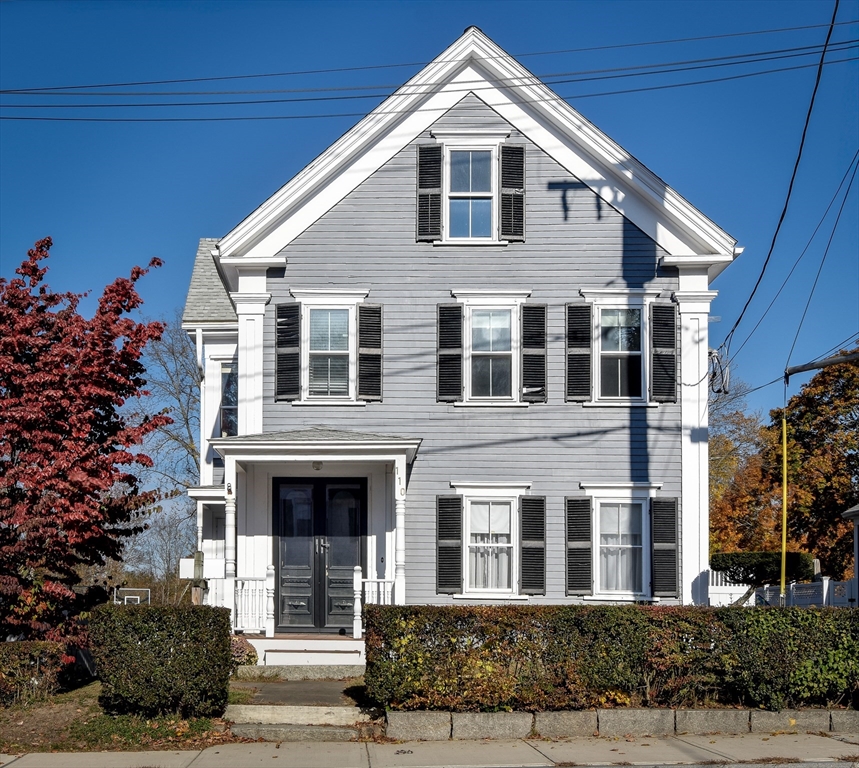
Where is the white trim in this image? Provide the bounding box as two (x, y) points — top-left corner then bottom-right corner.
(453, 401), (530, 408)
(451, 482), (532, 494)
(579, 482), (662, 493)
(452, 289), (532, 300)
(442, 142), (501, 243)
(579, 289), (661, 300)
(431, 129), (511, 141)
(291, 400), (367, 407)
(214, 28), (736, 266)
(290, 289), (370, 302)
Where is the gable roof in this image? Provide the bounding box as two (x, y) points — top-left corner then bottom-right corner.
(183, 237), (236, 325)
(215, 27), (738, 282)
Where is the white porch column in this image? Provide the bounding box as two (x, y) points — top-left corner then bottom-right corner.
(674, 277), (717, 606)
(196, 500), (204, 550)
(394, 456), (407, 605)
(224, 457), (237, 629)
(265, 564), (276, 638)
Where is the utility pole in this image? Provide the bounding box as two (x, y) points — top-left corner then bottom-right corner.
(779, 351), (859, 603)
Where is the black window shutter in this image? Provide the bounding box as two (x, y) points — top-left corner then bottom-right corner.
(566, 497), (592, 596)
(275, 303), (300, 401)
(357, 304), (383, 401)
(651, 304), (677, 403)
(520, 496), (545, 595)
(437, 304), (463, 402)
(566, 304), (592, 401)
(437, 495), (463, 594)
(651, 497), (679, 598)
(500, 144), (525, 241)
(521, 304), (547, 403)
(417, 144), (442, 241)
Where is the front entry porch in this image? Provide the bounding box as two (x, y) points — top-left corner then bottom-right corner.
(195, 427), (421, 642)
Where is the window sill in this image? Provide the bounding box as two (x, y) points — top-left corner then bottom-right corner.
(582, 594), (652, 603)
(291, 400), (367, 407)
(432, 240), (510, 247)
(581, 401), (660, 408)
(452, 593), (530, 601)
(453, 401), (530, 408)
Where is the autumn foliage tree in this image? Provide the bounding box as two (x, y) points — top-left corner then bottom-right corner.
(0, 238), (169, 641)
(710, 351), (859, 579)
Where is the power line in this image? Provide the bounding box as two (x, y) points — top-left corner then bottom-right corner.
(730, 149), (859, 360)
(3, 19), (856, 94)
(5, 37), (854, 100)
(721, 0), (842, 355)
(2, 54), (855, 123)
(784, 157), (859, 367)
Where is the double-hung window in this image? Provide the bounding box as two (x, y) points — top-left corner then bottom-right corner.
(437, 483), (545, 597)
(219, 362), (238, 437)
(416, 134), (525, 243)
(275, 290), (382, 403)
(438, 290), (547, 405)
(566, 291), (677, 404)
(598, 502), (643, 593)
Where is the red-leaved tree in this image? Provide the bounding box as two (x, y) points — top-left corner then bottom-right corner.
(0, 238), (170, 642)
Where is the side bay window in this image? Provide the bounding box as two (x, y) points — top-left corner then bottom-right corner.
(566, 294), (677, 404)
(416, 139), (525, 243)
(437, 485), (545, 597)
(566, 487), (679, 600)
(438, 291), (546, 404)
(219, 361), (238, 437)
(275, 290), (382, 403)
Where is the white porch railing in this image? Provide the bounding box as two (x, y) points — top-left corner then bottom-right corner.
(352, 566), (395, 639)
(235, 577), (267, 632)
(755, 577), (857, 607)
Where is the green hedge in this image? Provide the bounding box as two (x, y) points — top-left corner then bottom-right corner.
(89, 605), (231, 717)
(0, 641), (68, 706)
(364, 605), (859, 712)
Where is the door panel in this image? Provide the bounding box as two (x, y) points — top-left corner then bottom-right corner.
(274, 478), (366, 632)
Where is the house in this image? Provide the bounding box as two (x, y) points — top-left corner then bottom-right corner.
(182, 27), (740, 663)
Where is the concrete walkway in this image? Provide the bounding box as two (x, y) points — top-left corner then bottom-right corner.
(1, 732), (857, 768)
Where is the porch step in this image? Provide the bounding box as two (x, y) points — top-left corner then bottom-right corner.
(225, 704), (372, 726)
(246, 637), (366, 667)
(229, 723), (359, 742)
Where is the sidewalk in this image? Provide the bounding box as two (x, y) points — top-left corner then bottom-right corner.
(2, 732), (858, 768)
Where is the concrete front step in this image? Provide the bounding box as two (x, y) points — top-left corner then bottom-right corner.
(230, 723), (360, 741)
(225, 703), (371, 726)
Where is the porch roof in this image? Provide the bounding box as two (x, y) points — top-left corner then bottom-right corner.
(210, 426), (421, 463)
(843, 503), (859, 520)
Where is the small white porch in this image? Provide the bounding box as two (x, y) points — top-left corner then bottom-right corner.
(188, 427), (421, 645)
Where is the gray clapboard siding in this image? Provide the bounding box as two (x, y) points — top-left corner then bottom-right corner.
(260, 96), (680, 604)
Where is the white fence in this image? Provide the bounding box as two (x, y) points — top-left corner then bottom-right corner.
(708, 569), (752, 606)
(756, 577), (857, 607)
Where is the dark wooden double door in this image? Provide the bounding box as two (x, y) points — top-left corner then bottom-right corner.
(274, 478), (366, 632)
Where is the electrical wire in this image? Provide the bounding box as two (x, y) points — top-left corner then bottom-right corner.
(5, 38), (854, 101)
(784, 157), (859, 368)
(729, 149), (859, 360)
(2, 55), (855, 123)
(3, 19), (856, 94)
(721, 0), (842, 355)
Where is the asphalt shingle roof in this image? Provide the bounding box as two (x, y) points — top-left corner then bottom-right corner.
(183, 238), (236, 324)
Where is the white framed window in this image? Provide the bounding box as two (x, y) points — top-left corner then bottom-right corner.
(446, 146), (496, 240)
(454, 290), (529, 404)
(599, 307), (643, 399)
(219, 361), (238, 436)
(289, 290), (368, 402)
(579, 482), (661, 601)
(447, 482), (536, 598)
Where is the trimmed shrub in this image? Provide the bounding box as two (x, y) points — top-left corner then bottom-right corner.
(710, 551), (814, 586)
(89, 605), (230, 717)
(230, 635), (258, 672)
(364, 605), (859, 712)
(0, 641), (68, 706)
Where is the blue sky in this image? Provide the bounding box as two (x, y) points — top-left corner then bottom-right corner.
(1, 0), (857, 418)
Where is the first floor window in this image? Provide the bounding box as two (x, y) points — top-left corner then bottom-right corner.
(600, 308), (642, 398)
(598, 502), (643, 592)
(467, 499), (513, 590)
(220, 362), (238, 436)
(309, 308), (349, 397)
(471, 309), (512, 398)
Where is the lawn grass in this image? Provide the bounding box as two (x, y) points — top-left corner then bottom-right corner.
(0, 680), (238, 752)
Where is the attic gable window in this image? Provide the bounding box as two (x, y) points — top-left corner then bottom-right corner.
(417, 132), (524, 243)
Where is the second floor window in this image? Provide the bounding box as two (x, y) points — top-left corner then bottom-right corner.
(449, 150), (492, 239)
(471, 309), (512, 398)
(599, 308), (642, 399)
(309, 308), (350, 397)
(220, 362), (238, 437)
